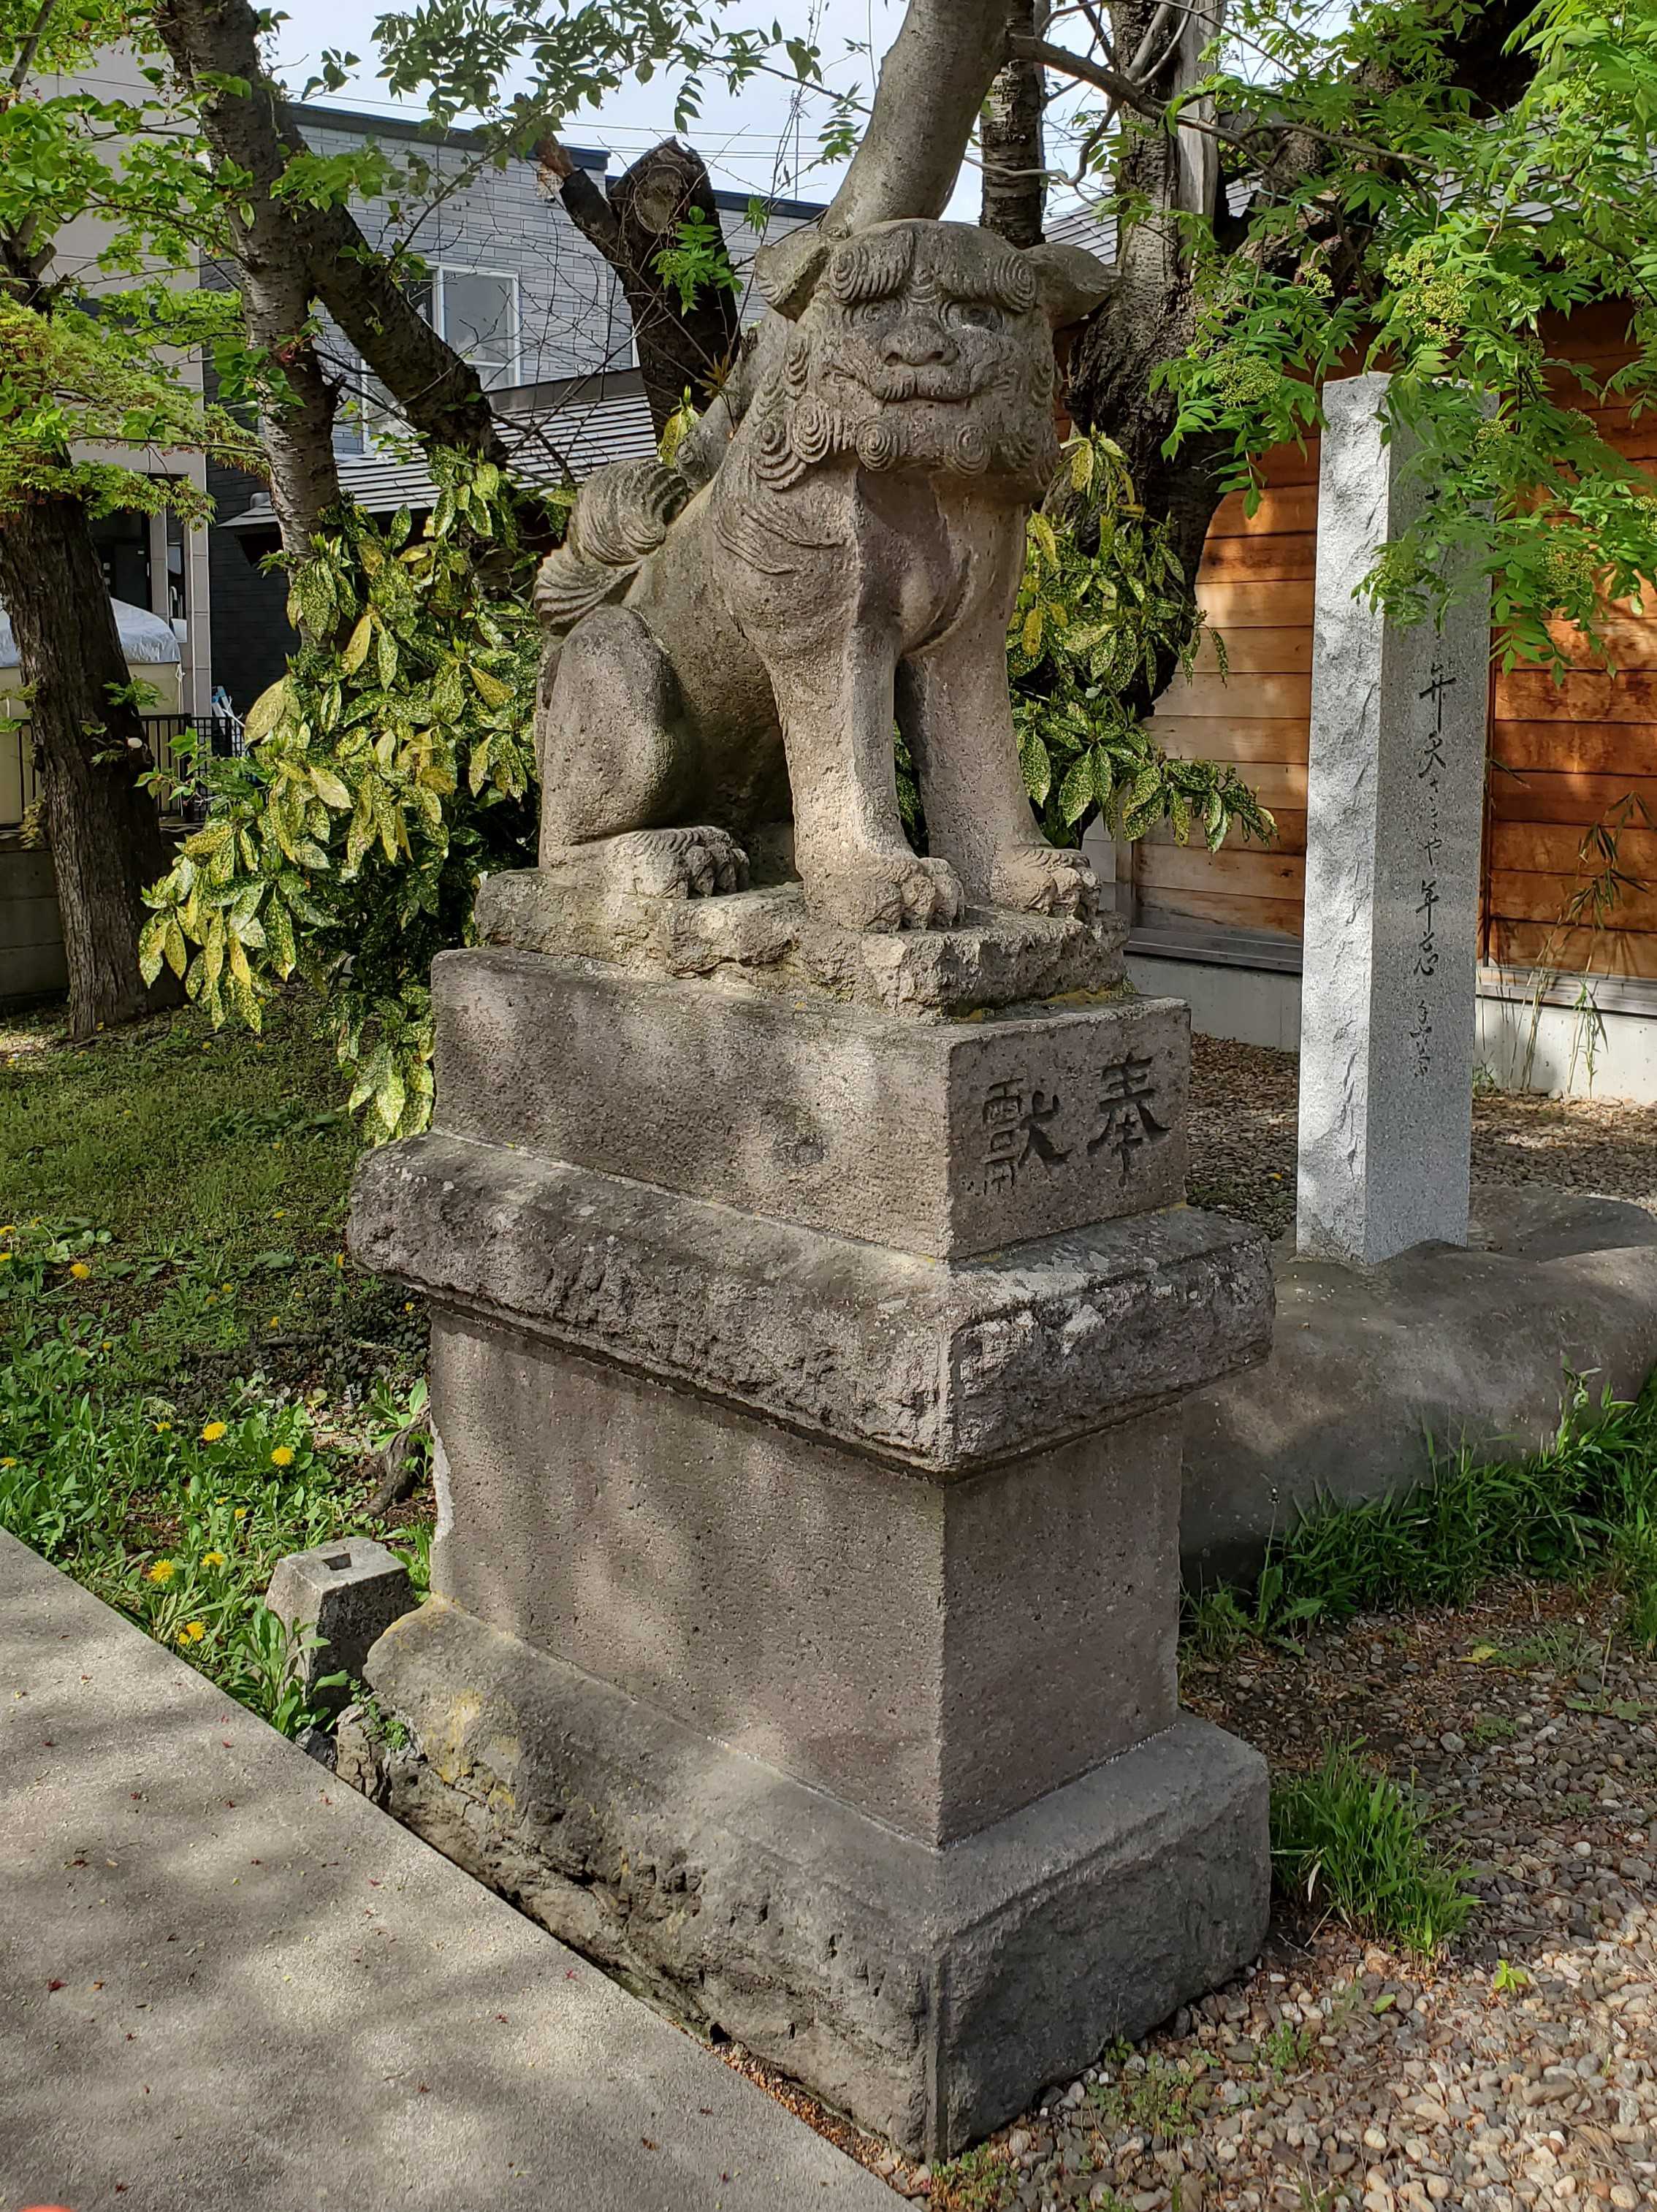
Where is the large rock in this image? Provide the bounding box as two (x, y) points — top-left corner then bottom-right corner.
(1185, 1186), (1657, 1583)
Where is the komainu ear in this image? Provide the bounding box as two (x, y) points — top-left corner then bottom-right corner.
(753, 226), (832, 319)
(1023, 240), (1113, 329)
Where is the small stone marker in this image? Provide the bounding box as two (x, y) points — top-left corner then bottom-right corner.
(1297, 370), (1492, 1266)
(265, 1538), (414, 1712)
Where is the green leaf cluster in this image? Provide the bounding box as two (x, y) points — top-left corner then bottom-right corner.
(1008, 432), (1276, 853)
(653, 206), (739, 316)
(1154, 0), (1657, 668)
(140, 452), (545, 1142)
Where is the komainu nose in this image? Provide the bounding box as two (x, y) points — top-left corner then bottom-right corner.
(882, 319), (957, 367)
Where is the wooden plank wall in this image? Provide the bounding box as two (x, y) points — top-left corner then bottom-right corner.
(1134, 302), (1657, 980)
(1488, 303), (1657, 980)
(1134, 443), (1318, 940)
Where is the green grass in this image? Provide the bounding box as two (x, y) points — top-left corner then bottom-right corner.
(1270, 1743), (1477, 1957)
(0, 997), (428, 1734)
(1184, 1375), (1657, 1660)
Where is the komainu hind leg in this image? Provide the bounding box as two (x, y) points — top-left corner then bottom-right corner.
(536, 605), (748, 896)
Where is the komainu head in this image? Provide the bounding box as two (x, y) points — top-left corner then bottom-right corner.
(743, 218), (1111, 500)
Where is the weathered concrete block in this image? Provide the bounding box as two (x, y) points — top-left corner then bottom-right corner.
(347, 945), (1275, 2153)
(422, 1307), (1179, 1845)
(1184, 1185), (1657, 1582)
(346, 1597), (1270, 2162)
(265, 1538), (415, 1710)
(476, 869), (1129, 1018)
(434, 947), (1189, 1257)
(1298, 370), (1491, 1265)
(348, 1132), (1273, 1474)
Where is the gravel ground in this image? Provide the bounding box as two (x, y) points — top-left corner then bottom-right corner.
(815, 1577), (1657, 2211)
(1186, 1037), (1657, 1239)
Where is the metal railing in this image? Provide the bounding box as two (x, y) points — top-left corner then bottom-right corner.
(1, 712), (241, 831)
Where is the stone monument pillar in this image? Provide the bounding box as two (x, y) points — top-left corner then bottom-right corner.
(1297, 370), (1493, 1266)
(345, 876), (1274, 2159)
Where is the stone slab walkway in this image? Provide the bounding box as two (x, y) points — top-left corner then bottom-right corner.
(0, 1530), (894, 2212)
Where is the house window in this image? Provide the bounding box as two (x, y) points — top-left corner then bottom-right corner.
(432, 268), (519, 389)
(339, 265), (522, 456)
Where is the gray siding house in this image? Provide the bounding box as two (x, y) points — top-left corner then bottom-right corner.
(210, 103), (820, 707)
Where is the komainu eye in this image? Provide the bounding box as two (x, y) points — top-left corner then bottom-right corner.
(946, 300), (1002, 330)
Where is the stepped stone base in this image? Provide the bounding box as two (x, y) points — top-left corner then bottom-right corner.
(476, 867), (1130, 1020)
(341, 1599), (1270, 2162)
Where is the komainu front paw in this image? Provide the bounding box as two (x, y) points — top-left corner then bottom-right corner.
(991, 844), (1099, 920)
(808, 850), (965, 933)
(603, 826), (750, 899)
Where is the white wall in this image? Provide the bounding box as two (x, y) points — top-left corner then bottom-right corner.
(1127, 947), (1657, 1103)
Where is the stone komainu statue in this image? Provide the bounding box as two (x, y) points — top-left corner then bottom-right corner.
(532, 218), (1112, 934)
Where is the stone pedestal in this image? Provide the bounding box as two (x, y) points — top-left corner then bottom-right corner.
(1298, 370), (1492, 1266)
(345, 874), (1275, 2159)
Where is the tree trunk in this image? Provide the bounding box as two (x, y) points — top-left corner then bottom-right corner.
(153, 0), (506, 471)
(980, 1), (1050, 248)
(826, 0), (1018, 234)
(610, 142), (742, 435)
(0, 495), (180, 1039)
(541, 137), (742, 437)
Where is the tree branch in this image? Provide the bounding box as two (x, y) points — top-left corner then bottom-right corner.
(1012, 31), (1431, 169)
(826, 0), (1017, 234)
(6, 0), (61, 94)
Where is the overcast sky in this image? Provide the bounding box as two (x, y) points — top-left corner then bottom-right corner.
(267, 0), (1098, 219)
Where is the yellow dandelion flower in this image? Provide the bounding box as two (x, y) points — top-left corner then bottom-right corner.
(221, 1281), (233, 1293)
(268, 1316), (281, 1328)
(273, 1208), (286, 1218)
(0, 1225), (12, 1235)
(147, 1559), (177, 1584)
(200, 1420), (228, 1443)
(0, 1457), (17, 1469)
(0, 1253), (12, 1265)
(178, 1620), (207, 1644)
(270, 1445), (295, 1468)
(153, 1421), (172, 1433)
(233, 1506), (248, 1520)
(202, 1549), (227, 1569)
(68, 1261), (91, 1279)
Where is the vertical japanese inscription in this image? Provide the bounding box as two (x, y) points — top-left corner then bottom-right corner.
(1412, 660), (1455, 1082)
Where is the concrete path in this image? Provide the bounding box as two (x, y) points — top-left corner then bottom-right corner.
(0, 1531), (894, 2212)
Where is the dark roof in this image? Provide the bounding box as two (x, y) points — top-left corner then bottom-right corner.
(285, 100), (608, 172)
(284, 100), (826, 218)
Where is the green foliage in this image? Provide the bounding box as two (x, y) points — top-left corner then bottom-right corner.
(0, 1319), (359, 1736)
(0, 998), (407, 1384)
(1010, 433), (1276, 852)
(653, 207), (738, 315)
(926, 2146), (1020, 2212)
(1088, 2048), (1212, 2137)
(1271, 1743), (1477, 1956)
(1260, 2018), (1317, 2077)
(0, 293), (259, 521)
(0, 1004), (428, 1734)
(0, 4), (264, 529)
(1185, 1373), (1657, 1651)
(1156, 0), (1657, 668)
(140, 455), (546, 1140)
